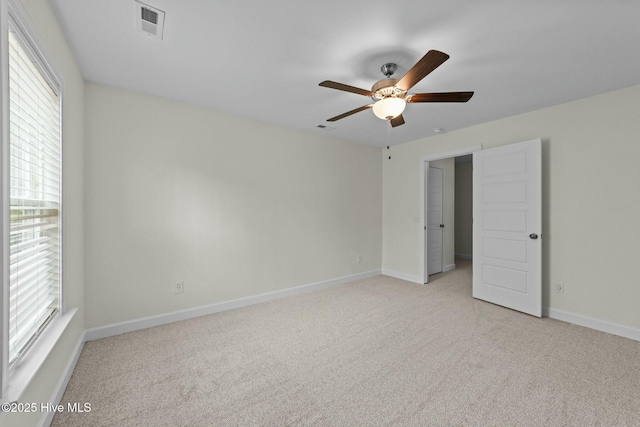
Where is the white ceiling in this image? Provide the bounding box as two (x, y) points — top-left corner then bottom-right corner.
(49, 0), (640, 147)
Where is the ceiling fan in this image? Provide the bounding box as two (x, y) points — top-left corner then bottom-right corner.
(319, 50), (474, 127)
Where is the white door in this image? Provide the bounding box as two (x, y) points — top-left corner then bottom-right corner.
(472, 139), (542, 316)
(427, 166), (444, 275)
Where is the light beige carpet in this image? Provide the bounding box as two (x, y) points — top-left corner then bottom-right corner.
(52, 260), (640, 426)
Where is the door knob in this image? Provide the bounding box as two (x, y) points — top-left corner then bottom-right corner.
(440, 224), (445, 228)
(529, 233), (538, 239)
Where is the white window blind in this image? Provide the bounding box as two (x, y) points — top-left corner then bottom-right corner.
(7, 29), (61, 364)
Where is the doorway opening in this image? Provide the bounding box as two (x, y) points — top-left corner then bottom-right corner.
(419, 146), (481, 284)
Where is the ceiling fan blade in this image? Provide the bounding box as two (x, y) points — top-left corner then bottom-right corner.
(327, 104), (373, 122)
(408, 92), (474, 103)
(390, 114), (405, 127)
(319, 80), (374, 97)
(396, 50), (450, 91)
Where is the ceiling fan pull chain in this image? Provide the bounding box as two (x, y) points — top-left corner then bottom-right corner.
(387, 121), (392, 159)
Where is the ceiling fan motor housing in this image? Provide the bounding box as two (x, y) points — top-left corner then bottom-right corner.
(371, 78), (406, 101)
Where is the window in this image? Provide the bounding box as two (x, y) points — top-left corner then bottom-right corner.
(7, 20), (62, 365)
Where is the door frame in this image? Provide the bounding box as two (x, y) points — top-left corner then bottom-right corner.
(419, 145), (482, 284)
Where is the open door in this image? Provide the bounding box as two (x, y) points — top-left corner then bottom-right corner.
(472, 139), (542, 317)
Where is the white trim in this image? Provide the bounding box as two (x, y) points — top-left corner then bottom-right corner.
(7, 0), (63, 91)
(0, 0), (9, 397)
(86, 270), (381, 341)
(37, 332), (84, 427)
(419, 145), (482, 284)
(0, 309), (76, 403)
(420, 146), (484, 163)
(455, 253), (473, 260)
(383, 265), (454, 283)
(381, 269), (422, 284)
(543, 307), (640, 342)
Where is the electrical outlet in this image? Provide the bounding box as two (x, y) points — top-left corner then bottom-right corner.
(356, 254), (363, 264)
(174, 281), (184, 295)
(553, 282), (564, 294)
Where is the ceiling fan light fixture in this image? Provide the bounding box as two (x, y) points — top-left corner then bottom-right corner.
(372, 97), (406, 120)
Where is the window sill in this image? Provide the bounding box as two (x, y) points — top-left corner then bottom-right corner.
(2, 308), (77, 403)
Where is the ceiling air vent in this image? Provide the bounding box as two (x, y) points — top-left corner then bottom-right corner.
(135, 1), (165, 40)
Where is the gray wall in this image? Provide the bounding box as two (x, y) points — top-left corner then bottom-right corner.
(454, 160), (472, 258)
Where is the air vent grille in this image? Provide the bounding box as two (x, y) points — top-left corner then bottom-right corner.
(141, 7), (158, 24)
(134, 1), (165, 40)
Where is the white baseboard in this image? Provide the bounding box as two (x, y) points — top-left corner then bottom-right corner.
(85, 269), (381, 341)
(381, 269), (423, 284)
(543, 307), (640, 342)
(455, 253), (473, 260)
(38, 332), (85, 427)
(382, 266), (455, 282)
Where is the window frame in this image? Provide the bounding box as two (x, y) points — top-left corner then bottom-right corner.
(8, 19), (63, 368)
(0, 0), (74, 403)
